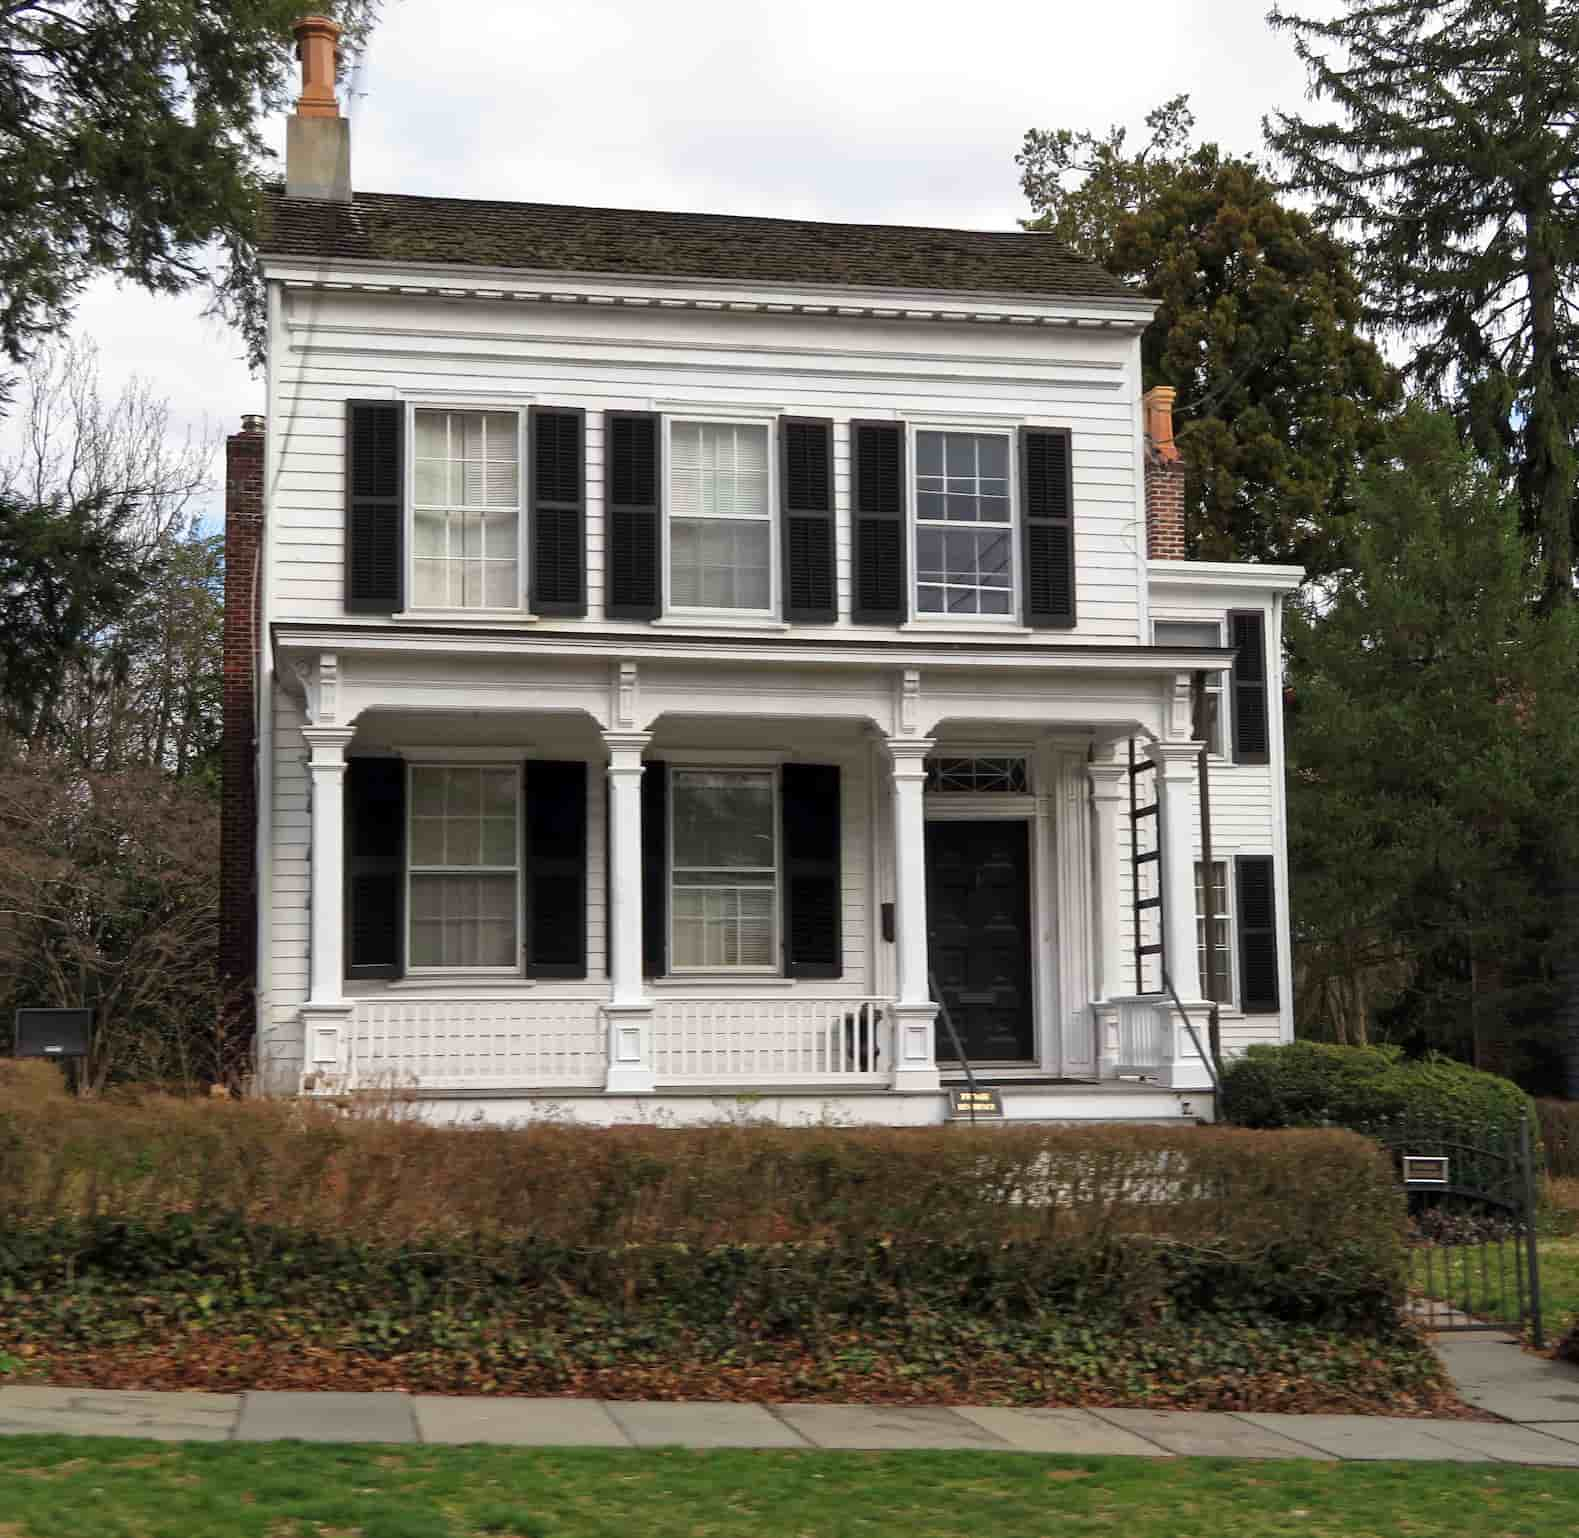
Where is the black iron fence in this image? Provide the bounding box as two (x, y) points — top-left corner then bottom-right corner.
(1371, 1114), (1543, 1347)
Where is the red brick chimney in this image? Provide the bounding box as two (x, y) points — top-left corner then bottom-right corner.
(220, 416), (265, 1015)
(1143, 385), (1186, 560)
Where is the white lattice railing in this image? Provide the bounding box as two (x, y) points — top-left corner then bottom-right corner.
(345, 997), (607, 1089)
(653, 996), (891, 1084)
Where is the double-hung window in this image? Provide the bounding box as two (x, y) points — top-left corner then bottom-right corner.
(913, 429), (1014, 617)
(1154, 620), (1227, 755)
(668, 421), (773, 613)
(408, 766), (520, 969)
(669, 769), (778, 970)
(1195, 859), (1232, 1004)
(412, 409), (522, 609)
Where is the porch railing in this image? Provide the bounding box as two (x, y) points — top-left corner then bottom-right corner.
(653, 996), (891, 1084)
(347, 997), (607, 1089)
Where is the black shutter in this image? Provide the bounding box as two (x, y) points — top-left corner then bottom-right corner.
(606, 411), (661, 619)
(1235, 855), (1280, 1013)
(345, 400), (404, 614)
(529, 407), (586, 616)
(641, 759), (667, 976)
(345, 758), (404, 979)
(1020, 427), (1075, 628)
(524, 761), (587, 978)
(1230, 609), (1270, 764)
(781, 417), (836, 622)
(851, 420), (906, 623)
(781, 763), (842, 978)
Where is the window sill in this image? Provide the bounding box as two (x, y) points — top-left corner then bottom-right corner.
(395, 972), (530, 988)
(899, 621), (1034, 636)
(395, 609), (538, 626)
(651, 616), (791, 632)
(651, 975), (795, 988)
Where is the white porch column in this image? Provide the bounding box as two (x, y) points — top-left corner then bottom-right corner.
(300, 725), (356, 1085)
(1088, 746), (1130, 1077)
(885, 737), (940, 1091)
(603, 730), (655, 1092)
(303, 726), (356, 1004)
(1147, 739), (1214, 1090)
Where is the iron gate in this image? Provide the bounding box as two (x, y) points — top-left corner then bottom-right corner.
(1373, 1114), (1544, 1347)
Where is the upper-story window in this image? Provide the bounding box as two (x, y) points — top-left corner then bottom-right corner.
(913, 429), (1015, 618)
(412, 409), (522, 609)
(1153, 619), (1227, 755)
(667, 420), (774, 614)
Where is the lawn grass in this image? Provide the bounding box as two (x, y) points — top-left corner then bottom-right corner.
(1, 1438), (1578, 1538)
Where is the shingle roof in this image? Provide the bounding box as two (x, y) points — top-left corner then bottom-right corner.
(257, 188), (1139, 301)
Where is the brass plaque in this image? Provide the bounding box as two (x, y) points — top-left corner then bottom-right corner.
(948, 1087), (1004, 1118)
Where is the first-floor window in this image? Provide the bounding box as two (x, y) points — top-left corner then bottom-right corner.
(1195, 859), (1232, 1003)
(914, 429), (1014, 616)
(668, 420), (772, 611)
(412, 409), (521, 609)
(409, 765), (519, 968)
(670, 769), (778, 969)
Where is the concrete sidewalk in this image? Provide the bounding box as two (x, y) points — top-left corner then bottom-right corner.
(1, 1332), (1574, 1464)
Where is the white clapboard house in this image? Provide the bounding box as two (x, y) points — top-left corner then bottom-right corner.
(220, 17), (1301, 1124)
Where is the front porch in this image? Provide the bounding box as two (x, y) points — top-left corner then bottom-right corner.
(272, 628), (1226, 1123)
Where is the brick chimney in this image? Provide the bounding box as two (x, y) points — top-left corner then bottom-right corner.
(285, 14), (351, 202)
(220, 416), (265, 1020)
(1143, 385), (1186, 560)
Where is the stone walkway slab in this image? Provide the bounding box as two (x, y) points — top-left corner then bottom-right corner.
(414, 1397), (627, 1447)
(774, 1405), (1010, 1451)
(0, 1387), (238, 1442)
(957, 1407), (1171, 1457)
(1414, 1420), (1579, 1466)
(1234, 1414), (1487, 1463)
(605, 1402), (806, 1449)
(1431, 1335), (1579, 1424)
(236, 1391), (416, 1444)
(1525, 1422), (1579, 1448)
(1092, 1408), (1330, 1460)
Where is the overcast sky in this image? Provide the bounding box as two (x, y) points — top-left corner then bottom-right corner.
(45, 0), (1320, 523)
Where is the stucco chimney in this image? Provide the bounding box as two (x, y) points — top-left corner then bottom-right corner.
(1142, 385), (1186, 560)
(285, 15), (351, 202)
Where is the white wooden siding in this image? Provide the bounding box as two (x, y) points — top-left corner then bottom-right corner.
(266, 290), (1143, 640)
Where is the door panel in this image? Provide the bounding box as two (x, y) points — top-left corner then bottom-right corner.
(925, 819), (1034, 1061)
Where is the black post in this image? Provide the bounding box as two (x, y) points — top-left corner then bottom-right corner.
(1519, 1111), (1545, 1348)
(1193, 671), (1223, 1077)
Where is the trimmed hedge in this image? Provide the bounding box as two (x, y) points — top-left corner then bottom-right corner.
(1221, 1042), (1537, 1149)
(1538, 1099), (1579, 1178)
(0, 1073), (1408, 1339)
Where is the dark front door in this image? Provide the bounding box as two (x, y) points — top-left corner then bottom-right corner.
(925, 819), (1034, 1062)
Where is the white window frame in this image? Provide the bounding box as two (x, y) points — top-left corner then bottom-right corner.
(1195, 857), (1235, 1007)
(404, 402), (527, 616)
(404, 760), (524, 976)
(907, 423), (1019, 625)
(1154, 617), (1229, 758)
(662, 415), (778, 620)
(667, 765), (781, 975)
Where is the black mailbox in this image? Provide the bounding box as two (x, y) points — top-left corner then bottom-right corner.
(14, 1008), (93, 1059)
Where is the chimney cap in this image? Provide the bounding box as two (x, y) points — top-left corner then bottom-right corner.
(240, 414), (266, 434)
(291, 14), (342, 119)
(1142, 384), (1181, 464)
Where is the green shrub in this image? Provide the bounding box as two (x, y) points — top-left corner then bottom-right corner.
(1222, 1042), (1537, 1148)
(1537, 1099), (1579, 1178)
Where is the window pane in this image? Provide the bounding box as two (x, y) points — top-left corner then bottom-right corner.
(409, 874), (516, 968)
(670, 422), (769, 519)
(671, 517), (770, 611)
(915, 431), (944, 477)
(672, 771), (775, 868)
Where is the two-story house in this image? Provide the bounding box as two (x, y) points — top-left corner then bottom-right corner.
(219, 16), (1301, 1124)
